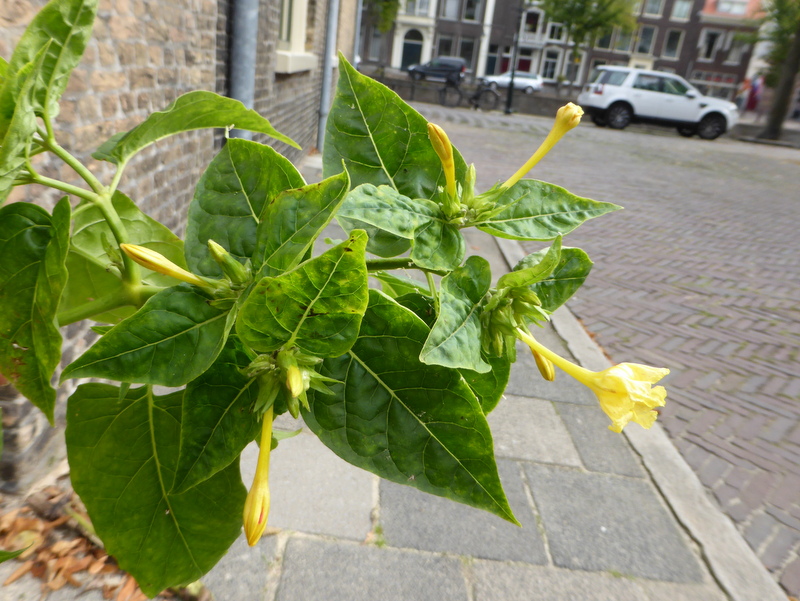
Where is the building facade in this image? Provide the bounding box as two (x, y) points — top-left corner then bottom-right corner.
(360, 0), (760, 99)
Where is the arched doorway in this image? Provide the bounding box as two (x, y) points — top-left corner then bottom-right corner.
(401, 30), (423, 69)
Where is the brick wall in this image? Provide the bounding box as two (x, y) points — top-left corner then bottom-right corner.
(0, 0), (352, 494)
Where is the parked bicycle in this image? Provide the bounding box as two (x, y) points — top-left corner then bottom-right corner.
(439, 80), (500, 111)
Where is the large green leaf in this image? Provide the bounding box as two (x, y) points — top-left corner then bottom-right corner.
(530, 247), (593, 313)
(420, 256), (491, 373)
(460, 353), (511, 414)
(237, 231), (369, 357)
(4, 0), (97, 119)
(172, 338), (260, 494)
(93, 91), (299, 165)
(339, 184), (464, 271)
(0, 199), (70, 422)
(61, 285), (233, 386)
(474, 180), (620, 241)
(185, 139), (304, 277)
(497, 235), (561, 290)
(303, 290), (517, 523)
(66, 384), (245, 597)
(252, 170), (350, 279)
(0, 49), (45, 203)
(323, 54), (467, 200)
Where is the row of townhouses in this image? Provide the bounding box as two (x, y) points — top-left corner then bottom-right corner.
(361, 0), (761, 100)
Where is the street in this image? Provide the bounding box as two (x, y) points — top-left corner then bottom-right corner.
(413, 102), (800, 594)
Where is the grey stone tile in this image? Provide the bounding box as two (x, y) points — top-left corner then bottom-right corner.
(241, 432), (374, 541)
(637, 581), (728, 601)
(524, 464), (704, 583)
(555, 402), (645, 477)
(276, 537), (468, 601)
(472, 561), (644, 601)
(203, 534), (278, 600)
(488, 395), (582, 467)
(379, 460), (547, 564)
(507, 339), (597, 405)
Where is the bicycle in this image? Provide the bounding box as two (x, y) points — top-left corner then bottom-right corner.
(439, 80), (500, 111)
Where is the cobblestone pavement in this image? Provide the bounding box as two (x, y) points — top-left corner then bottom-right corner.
(414, 102), (800, 596)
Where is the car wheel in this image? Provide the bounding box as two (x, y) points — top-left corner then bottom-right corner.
(524, 86), (534, 94)
(677, 126), (695, 137)
(591, 114), (607, 127)
(410, 72), (423, 81)
(488, 81), (498, 91)
(697, 114), (726, 140)
(606, 104), (632, 130)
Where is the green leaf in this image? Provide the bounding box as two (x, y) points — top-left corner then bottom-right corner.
(474, 180), (620, 241)
(4, 0), (97, 119)
(498, 235), (562, 289)
(252, 171), (350, 279)
(339, 184), (464, 271)
(303, 290), (517, 523)
(395, 292), (436, 328)
(530, 247), (593, 313)
(185, 139), (304, 277)
(460, 353), (511, 414)
(93, 91), (299, 165)
(0, 199), (70, 422)
(66, 384), (245, 597)
(60, 192), (186, 323)
(61, 285), (233, 386)
(0, 545), (29, 564)
(323, 54), (467, 200)
(420, 256), (491, 373)
(0, 48), (46, 203)
(237, 231), (369, 357)
(371, 272), (429, 298)
(172, 338), (260, 494)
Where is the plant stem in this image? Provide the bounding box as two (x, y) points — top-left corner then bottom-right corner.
(365, 258), (447, 276)
(94, 194), (140, 285)
(57, 284), (162, 326)
(26, 172), (100, 203)
(37, 126), (105, 194)
(426, 271), (439, 316)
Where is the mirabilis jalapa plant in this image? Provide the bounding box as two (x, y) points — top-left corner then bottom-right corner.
(0, 0), (669, 593)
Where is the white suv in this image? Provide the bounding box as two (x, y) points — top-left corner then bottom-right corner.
(577, 66), (739, 140)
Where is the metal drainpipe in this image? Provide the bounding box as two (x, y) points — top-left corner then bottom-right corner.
(318, 0), (341, 151)
(229, 0), (260, 140)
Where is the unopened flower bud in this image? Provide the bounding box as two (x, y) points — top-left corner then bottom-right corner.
(244, 408), (273, 546)
(286, 365), (304, 399)
(531, 349), (556, 382)
(120, 244), (208, 287)
(427, 123), (460, 218)
(208, 239), (250, 286)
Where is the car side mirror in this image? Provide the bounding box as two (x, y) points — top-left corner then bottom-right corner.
(685, 90), (698, 99)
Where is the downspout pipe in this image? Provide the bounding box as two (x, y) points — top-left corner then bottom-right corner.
(318, 0), (341, 150)
(229, 0), (260, 140)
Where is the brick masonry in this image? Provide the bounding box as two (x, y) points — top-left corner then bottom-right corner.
(0, 0), (349, 492)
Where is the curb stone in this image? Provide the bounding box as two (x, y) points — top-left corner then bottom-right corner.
(495, 236), (787, 601)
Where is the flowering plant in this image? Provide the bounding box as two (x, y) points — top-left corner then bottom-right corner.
(0, 0), (668, 595)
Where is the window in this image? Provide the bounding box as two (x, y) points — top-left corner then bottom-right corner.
(486, 44), (498, 74)
(367, 28), (382, 60)
(463, 0), (482, 20)
(440, 0), (459, 19)
(599, 69), (630, 85)
(718, 0), (747, 15)
(541, 49), (560, 79)
(700, 29), (722, 60)
(525, 11), (541, 33)
(459, 38), (476, 68)
(633, 73), (661, 91)
(517, 47), (533, 71)
(595, 30), (613, 49)
(276, 0), (316, 72)
(642, 0), (663, 16)
(671, 0), (692, 19)
(662, 29), (683, 59)
(404, 0), (430, 16)
(614, 30), (633, 52)
(726, 35), (748, 63)
(636, 26), (656, 54)
(662, 77), (689, 95)
(437, 35), (454, 56)
(547, 23), (564, 41)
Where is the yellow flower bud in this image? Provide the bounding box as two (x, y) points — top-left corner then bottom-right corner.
(517, 327), (668, 433)
(120, 244), (207, 287)
(503, 103), (584, 189)
(243, 407), (273, 546)
(428, 123), (456, 198)
(286, 365), (305, 399)
(531, 349), (555, 382)
(208, 239), (250, 285)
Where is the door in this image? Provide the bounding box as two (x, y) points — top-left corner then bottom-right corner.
(401, 30), (423, 70)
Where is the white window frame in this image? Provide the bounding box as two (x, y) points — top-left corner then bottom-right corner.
(724, 32), (748, 64)
(404, 0), (431, 17)
(661, 29), (684, 60)
(547, 23), (565, 41)
(642, 0), (664, 17)
(540, 48), (562, 80)
(463, 0), (482, 21)
(614, 28), (633, 52)
(635, 25), (657, 55)
(698, 28), (724, 62)
(276, 0), (317, 73)
(670, 0), (693, 21)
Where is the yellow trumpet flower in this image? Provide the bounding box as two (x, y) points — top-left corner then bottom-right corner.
(243, 406), (273, 546)
(119, 244), (207, 287)
(517, 327), (668, 433)
(503, 103), (584, 189)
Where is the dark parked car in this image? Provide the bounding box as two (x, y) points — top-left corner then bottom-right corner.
(408, 56), (467, 83)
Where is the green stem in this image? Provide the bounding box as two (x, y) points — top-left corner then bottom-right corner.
(37, 126), (104, 194)
(108, 160), (128, 196)
(94, 193), (140, 285)
(26, 172), (99, 203)
(57, 284), (162, 326)
(365, 258), (447, 276)
(426, 272), (439, 317)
